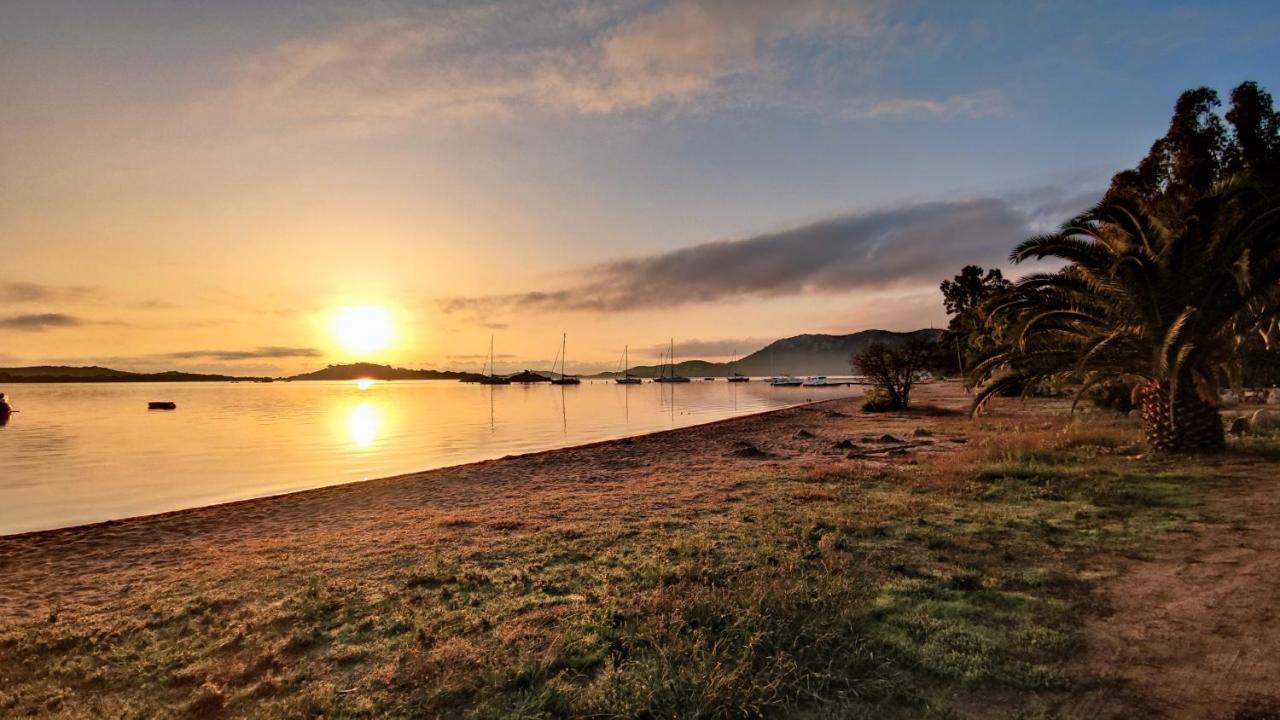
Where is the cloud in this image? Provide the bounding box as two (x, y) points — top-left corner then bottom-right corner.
(841, 90), (1006, 120)
(0, 313), (87, 331)
(233, 0), (994, 125)
(439, 191), (1096, 316)
(641, 338), (771, 358)
(156, 347), (322, 361)
(137, 299), (178, 310)
(446, 353), (518, 361)
(0, 281), (101, 304)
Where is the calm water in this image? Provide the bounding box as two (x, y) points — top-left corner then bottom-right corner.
(0, 380), (862, 534)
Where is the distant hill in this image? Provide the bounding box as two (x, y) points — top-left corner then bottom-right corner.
(590, 329), (943, 378)
(285, 363), (486, 382)
(0, 366), (260, 383)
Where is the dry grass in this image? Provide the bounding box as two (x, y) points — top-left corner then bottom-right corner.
(0, 393), (1263, 718)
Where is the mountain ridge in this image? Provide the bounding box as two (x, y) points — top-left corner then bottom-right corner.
(589, 329), (942, 378)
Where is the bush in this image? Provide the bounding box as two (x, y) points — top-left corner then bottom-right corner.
(853, 340), (930, 410)
(1089, 381), (1136, 413)
(862, 388), (900, 412)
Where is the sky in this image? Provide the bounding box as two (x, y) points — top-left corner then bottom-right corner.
(1, 0), (1278, 376)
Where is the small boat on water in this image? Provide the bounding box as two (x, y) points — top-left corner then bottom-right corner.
(549, 333), (581, 385)
(802, 376), (829, 386)
(478, 336), (512, 385)
(653, 338), (691, 383)
(769, 376), (803, 387)
(148, 401), (177, 410)
(727, 349), (750, 382)
(615, 345), (641, 384)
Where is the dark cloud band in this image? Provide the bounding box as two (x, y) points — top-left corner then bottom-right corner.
(438, 191), (1095, 316)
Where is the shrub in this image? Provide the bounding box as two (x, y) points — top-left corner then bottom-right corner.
(853, 339), (931, 411)
(1089, 381), (1136, 413)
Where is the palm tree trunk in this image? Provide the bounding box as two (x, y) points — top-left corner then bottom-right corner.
(1136, 381), (1225, 454)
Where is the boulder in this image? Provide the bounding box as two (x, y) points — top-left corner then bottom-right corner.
(1249, 409), (1280, 433)
(1228, 416), (1251, 436)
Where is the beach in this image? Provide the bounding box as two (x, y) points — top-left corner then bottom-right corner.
(2, 381), (1278, 718)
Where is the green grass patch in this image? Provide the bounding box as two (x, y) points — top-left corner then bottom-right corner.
(0, 415), (1236, 718)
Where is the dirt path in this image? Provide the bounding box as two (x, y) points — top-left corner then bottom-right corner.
(1084, 456), (1280, 719)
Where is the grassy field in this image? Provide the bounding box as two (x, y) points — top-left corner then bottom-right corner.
(2, 402), (1275, 718)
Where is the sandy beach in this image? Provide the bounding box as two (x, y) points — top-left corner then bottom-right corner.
(0, 384), (973, 624)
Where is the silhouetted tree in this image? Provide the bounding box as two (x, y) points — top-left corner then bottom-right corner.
(939, 265), (1012, 373)
(970, 187), (1280, 453)
(854, 339), (930, 411)
(1224, 81), (1280, 183)
(1106, 82), (1280, 229)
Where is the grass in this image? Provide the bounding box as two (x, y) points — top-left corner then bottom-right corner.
(0, 412), (1242, 718)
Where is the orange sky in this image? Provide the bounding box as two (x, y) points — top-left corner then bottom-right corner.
(3, 1), (1273, 375)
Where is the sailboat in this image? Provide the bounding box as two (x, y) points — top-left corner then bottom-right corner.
(615, 345), (641, 384)
(727, 348), (750, 382)
(549, 333), (581, 385)
(766, 346), (801, 386)
(653, 338), (691, 383)
(477, 335), (511, 385)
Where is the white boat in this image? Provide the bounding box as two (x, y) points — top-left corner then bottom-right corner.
(769, 376), (803, 387)
(802, 376), (829, 386)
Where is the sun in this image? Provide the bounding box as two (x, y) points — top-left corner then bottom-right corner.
(332, 306), (394, 355)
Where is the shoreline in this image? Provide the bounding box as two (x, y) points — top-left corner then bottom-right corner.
(0, 390), (874, 543)
(0, 384), (971, 625)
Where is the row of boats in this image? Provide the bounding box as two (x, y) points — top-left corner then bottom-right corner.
(475, 336), (833, 387)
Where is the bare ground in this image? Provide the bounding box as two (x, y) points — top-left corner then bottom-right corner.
(1081, 454), (1280, 719)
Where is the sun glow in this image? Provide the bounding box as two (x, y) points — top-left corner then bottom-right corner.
(347, 403), (380, 449)
(332, 306), (394, 355)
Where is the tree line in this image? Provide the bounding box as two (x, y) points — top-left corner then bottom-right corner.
(855, 81), (1280, 453)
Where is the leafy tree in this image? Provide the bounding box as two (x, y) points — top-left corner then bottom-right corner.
(854, 339), (930, 411)
(939, 265), (1012, 373)
(969, 187), (1280, 453)
(941, 265), (1012, 319)
(1225, 81), (1280, 182)
(1107, 82), (1280, 229)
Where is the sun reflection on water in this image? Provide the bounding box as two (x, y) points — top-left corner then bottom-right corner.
(355, 378), (376, 391)
(347, 403), (380, 449)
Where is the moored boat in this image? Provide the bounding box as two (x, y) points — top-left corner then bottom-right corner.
(478, 336), (512, 385)
(615, 345), (642, 384)
(653, 338), (691, 383)
(549, 333), (581, 385)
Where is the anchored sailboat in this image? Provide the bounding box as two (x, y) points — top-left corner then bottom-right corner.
(615, 345), (641, 384)
(549, 333), (581, 385)
(477, 336), (511, 385)
(727, 348), (750, 382)
(653, 338), (690, 383)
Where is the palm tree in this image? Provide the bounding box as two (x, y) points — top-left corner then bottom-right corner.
(969, 186), (1280, 453)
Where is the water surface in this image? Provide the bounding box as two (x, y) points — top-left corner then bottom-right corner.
(0, 380), (861, 534)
